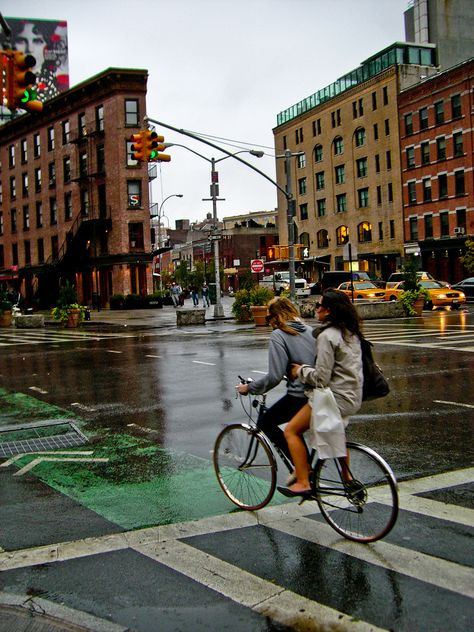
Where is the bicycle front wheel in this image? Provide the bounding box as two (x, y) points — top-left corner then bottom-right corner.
(313, 442), (398, 543)
(213, 424), (277, 510)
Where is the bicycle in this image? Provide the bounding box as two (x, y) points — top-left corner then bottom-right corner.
(213, 377), (399, 543)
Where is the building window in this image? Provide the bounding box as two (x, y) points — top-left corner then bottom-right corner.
(421, 141), (430, 165)
(37, 238), (44, 263)
(336, 193), (347, 213)
(34, 167), (42, 192)
(424, 214), (433, 238)
(295, 127), (304, 144)
(372, 92), (377, 111)
(356, 157), (367, 178)
(314, 144), (323, 162)
(0, 212), (3, 236)
(24, 240), (31, 265)
(336, 225), (349, 245)
(436, 137), (446, 160)
(386, 150), (392, 170)
(355, 128), (366, 147)
(434, 101), (444, 125)
(78, 112), (87, 138)
(419, 107), (428, 130)
(62, 120), (70, 145)
(317, 199), (326, 217)
(453, 132), (463, 157)
(22, 173), (28, 197)
(299, 203), (308, 220)
(455, 170), (465, 196)
(11, 209), (17, 233)
(80, 189), (89, 216)
(331, 108), (341, 127)
(312, 118), (321, 136)
(298, 177), (307, 195)
(383, 86), (388, 105)
(423, 178), (432, 202)
(358, 222), (372, 242)
(408, 181), (417, 204)
(126, 141), (139, 166)
(33, 133), (40, 158)
(36, 202), (43, 228)
(384, 119), (390, 136)
(0, 244), (4, 267)
(316, 171), (325, 190)
(335, 165), (345, 184)
(456, 208), (466, 231)
(378, 221), (383, 240)
(375, 154), (380, 173)
(125, 99), (139, 126)
(63, 157), (71, 183)
(438, 173), (448, 198)
(373, 123), (379, 140)
(406, 146), (415, 168)
(51, 235), (59, 261)
(317, 229), (329, 248)
(440, 211), (449, 236)
(10, 176), (16, 200)
(50, 198), (57, 225)
(8, 144), (15, 168)
(96, 105), (104, 132)
(23, 205), (30, 231)
(390, 219), (395, 239)
(358, 187), (369, 208)
(129, 222), (144, 249)
(21, 139), (28, 163)
(97, 145), (105, 173)
(404, 113), (413, 135)
(79, 152), (87, 177)
(377, 185), (382, 205)
(12, 243), (18, 266)
(64, 192), (73, 221)
(388, 182), (393, 202)
(47, 126), (55, 151)
(409, 217), (418, 241)
(48, 162), (56, 187)
(128, 180), (142, 207)
(333, 136), (343, 155)
(451, 93), (461, 119)
(297, 153), (306, 168)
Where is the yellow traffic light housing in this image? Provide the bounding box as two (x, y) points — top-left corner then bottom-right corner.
(130, 132), (146, 162)
(5, 50), (43, 112)
(145, 130), (171, 162)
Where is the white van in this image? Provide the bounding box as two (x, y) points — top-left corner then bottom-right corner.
(260, 271), (310, 297)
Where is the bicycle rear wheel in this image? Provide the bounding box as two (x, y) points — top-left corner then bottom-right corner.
(313, 442), (398, 543)
(213, 424), (277, 510)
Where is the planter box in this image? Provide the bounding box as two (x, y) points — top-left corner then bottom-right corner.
(176, 309), (206, 326)
(15, 314), (45, 328)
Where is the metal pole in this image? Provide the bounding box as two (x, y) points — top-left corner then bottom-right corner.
(285, 149), (296, 302)
(211, 158), (224, 318)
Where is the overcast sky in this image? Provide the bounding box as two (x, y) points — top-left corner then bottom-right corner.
(2, 0), (409, 225)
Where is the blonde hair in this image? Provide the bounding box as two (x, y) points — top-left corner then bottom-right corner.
(267, 296), (301, 335)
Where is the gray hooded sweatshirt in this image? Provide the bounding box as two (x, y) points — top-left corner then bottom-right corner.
(247, 320), (316, 398)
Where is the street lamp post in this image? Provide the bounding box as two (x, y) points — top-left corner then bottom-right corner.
(164, 143), (263, 318)
(151, 193), (183, 291)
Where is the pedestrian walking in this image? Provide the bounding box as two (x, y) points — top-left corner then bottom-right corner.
(170, 282), (182, 308)
(202, 283), (210, 307)
(191, 284), (199, 307)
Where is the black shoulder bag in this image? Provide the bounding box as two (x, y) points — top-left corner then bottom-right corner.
(360, 336), (390, 401)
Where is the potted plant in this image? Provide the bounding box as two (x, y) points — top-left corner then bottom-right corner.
(51, 282), (87, 328)
(399, 258), (428, 316)
(0, 290), (13, 328)
(249, 286), (275, 326)
(231, 289), (253, 322)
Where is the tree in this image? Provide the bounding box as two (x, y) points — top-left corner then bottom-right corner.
(460, 238), (474, 274)
(174, 261), (189, 288)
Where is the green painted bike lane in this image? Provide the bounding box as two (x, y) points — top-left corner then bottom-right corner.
(0, 388), (284, 536)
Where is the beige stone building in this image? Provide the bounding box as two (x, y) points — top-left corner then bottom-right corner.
(273, 42), (438, 281)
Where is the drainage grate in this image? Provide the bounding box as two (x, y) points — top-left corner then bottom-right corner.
(0, 419), (88, 458)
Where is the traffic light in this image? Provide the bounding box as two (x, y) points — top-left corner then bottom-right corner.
(145, 130), (171, 162)
(130, 131), (146, 161)
(5, 50), (43, 112)
(267, 245), (281, 260)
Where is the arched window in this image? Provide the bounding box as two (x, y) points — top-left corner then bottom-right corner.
(358, 222), (372, 242)
(299, 231), (310, 248)
(317, 229), (329, 249)
(336, 225), (349, 245)
(314, 144), (323, 162)
(354, 127), (366, 147)
(333, 136), (344, 155)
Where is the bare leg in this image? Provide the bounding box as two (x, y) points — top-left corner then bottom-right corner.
(283, 403), (312, 492)
(338, 452), (352, 482)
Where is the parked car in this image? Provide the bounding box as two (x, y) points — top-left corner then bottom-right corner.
(337, 281), (387, 301)
(451, 277), (474, 301)
(385, 280), (466, 309)
(260, 271), (310, 297)
(386, 271), (435, 288)
(321, 270), (371, 290)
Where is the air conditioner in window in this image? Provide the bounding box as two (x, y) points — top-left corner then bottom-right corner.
(454, 227), (465, 235)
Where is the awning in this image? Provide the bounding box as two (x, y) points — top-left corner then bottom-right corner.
(0, 274), (19, 281)
(224, 268), (239, 274)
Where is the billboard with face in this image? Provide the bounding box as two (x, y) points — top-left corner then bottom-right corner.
(1, 17), (69, 102)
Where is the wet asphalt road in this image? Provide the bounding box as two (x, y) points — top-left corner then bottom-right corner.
(0, 307), (473, 631)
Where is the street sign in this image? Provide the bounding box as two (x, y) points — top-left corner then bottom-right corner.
(250, 259), (264, 273)
(208, 234), (222, 241)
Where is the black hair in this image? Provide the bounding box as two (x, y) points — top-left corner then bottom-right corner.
(320, 288), (363, 339)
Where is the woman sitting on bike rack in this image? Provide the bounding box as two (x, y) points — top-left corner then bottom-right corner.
(236, 296), (316, 467)
(279, 289), (364, 498)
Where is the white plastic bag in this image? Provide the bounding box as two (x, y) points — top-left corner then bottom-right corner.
(309, 387), (347, 459)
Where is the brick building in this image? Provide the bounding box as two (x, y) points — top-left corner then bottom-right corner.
(273, 42), (438, 282)
(0, 67), (154, 308)
(399, 58), (474, 282)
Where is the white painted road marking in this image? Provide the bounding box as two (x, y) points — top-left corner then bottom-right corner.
(192, 360), (216, 366)
(0, 450), (94, 468)
(433, 399), (474, 409)
(14, 456), (109, 476)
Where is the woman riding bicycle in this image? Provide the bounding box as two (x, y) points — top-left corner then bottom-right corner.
(236, 296), (315, 465)
(279, 289), (363, 497)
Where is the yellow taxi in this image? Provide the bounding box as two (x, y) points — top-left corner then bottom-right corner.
(385, 280), (466, 309)
(337, 281), (387, 301)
